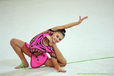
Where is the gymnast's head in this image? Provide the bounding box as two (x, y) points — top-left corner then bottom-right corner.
(50, 29), (66, 43)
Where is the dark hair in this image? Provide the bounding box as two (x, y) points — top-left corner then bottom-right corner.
(49, 29), (66, 37)
(56, 29), (66, 37)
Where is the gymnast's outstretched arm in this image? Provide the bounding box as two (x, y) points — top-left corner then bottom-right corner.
(51, 16), (88, 31)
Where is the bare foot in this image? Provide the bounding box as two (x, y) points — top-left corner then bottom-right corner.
(15, 64), (29, 69)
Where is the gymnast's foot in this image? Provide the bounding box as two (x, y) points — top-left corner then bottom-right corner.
(15, 63), (29, 69)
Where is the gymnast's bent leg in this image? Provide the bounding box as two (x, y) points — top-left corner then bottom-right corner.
(10, 38), (30, 69)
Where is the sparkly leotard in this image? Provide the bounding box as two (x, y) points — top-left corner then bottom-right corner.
(25, 29), (56, 68)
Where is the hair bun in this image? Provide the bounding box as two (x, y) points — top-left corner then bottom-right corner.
(60, 29), (66, 37)
(62, 29), (66, 34)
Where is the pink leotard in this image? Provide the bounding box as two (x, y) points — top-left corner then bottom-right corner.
(25, 29), (56, 68)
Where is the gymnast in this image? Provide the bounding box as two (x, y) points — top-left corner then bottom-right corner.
(10, 16), (88, 72)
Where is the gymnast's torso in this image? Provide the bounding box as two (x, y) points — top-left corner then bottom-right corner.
(25, 29), (56, 68)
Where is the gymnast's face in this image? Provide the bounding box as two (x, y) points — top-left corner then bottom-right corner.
(51, 32), (64, 43)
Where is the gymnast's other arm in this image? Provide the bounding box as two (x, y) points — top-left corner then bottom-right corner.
(48, 42), (66, 72)
(51, 16), (88, 31)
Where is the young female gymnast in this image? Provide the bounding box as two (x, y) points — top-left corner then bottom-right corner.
(10, 16), (88, 72)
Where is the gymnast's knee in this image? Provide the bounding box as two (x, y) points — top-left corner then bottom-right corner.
(61, 60), (67, 66)
(10, 38), (16, 46)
